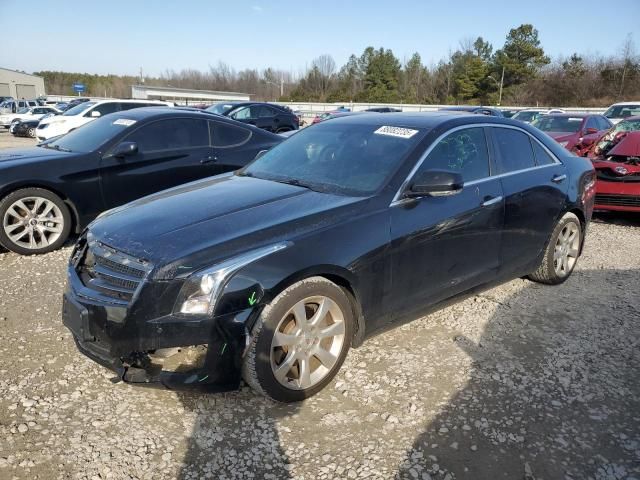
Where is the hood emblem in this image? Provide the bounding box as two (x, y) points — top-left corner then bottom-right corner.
(614, 166), (628, 175)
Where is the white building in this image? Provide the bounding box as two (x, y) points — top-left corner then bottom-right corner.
(131, 85), (250, 104)
(0, 68), (46, 99)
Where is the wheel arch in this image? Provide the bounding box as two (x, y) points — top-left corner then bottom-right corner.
(265, 265), (366, 347)
(0, 182), (81, 234)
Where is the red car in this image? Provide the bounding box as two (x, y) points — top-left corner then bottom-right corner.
(577, 116), (640, 212)
(531, 113), (612, 151)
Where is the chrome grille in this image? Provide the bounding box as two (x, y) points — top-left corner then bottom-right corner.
(76, 241), (152, 304)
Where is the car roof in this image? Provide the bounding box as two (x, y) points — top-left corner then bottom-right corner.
(324, 111), (517, 129)
(610, 101), (640, 106)
(106, 107), (217, 121)
(543, 113), (589, 118)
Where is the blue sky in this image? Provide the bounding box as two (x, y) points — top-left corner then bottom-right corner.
(1, 0), (638, 77)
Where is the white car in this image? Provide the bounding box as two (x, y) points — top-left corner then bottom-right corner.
(602, 101), (640, 125)
(511, 108), (566, 124)
(0, 106), (61, 129)
(35, 99), (172, 140)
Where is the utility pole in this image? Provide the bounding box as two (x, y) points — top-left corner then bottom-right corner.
(140, 67), (144, 84)
(498, 64), (504, 106)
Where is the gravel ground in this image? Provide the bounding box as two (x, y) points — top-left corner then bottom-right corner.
(0, 131), (639, 480)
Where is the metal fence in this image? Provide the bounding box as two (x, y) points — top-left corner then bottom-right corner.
(280, 102), (606, 119)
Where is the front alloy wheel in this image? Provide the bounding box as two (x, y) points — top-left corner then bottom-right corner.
(242, 277), (353, 402)
(0, 188), (72, 255)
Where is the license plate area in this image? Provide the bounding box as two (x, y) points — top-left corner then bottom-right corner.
(62, 294), (94, 342)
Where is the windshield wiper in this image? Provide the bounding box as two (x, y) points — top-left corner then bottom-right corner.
(47, 144), (72, 152)
(273, 178), (326, 192)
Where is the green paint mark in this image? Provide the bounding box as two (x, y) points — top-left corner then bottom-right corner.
(220, 343), (227, 355)
(248, 291), (258, 306)
(198, 375), (209, 382)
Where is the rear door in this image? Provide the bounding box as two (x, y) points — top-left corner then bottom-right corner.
(389, 126), (504, 319)
(209, 120), (258, 173)
(100, 117), (216, 208)
(489, 126), (568, 275)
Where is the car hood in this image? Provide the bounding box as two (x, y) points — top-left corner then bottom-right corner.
(89, 174), (369, 278)
(547, 132), (575, 141)
(0, 146), (70, 164)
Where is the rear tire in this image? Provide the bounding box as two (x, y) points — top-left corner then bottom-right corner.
(528, 212), (582, 285)
(28, 127), (36, 138)
(242, 276), (353, 402)
(0, 188), (72, 255)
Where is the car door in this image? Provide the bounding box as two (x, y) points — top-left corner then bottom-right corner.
(388, 126), (504, 320)
(100, 117), (216, 208)
(209, 120), (258, 173)
(255, 105), (278, 131)
(489, 126), (568, 276)
(229, 105), (260, 127)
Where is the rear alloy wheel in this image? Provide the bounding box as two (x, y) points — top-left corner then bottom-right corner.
(242, 277), (353, 402)
(27, 127), (36, 138)
(0, 188), (72, 255)
(528, 212), (582, 285)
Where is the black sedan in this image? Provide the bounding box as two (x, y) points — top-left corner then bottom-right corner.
(440, 106), (505, 117)
(63, 113), (595, 402)
(10, 118), (39, 138)
(0, 108), (282, 255)
(207, 102), (299, 133)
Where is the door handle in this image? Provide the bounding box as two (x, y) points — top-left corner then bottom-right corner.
(551, 174), (567, 183)
(481, 195), (503, 207)
(200, 156), (217, 164)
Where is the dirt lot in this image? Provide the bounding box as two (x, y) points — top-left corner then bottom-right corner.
(0, 130), (639, 480)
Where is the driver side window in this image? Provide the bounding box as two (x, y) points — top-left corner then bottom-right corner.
(419, 127), (490, 183)
(232, 107), (255, 120)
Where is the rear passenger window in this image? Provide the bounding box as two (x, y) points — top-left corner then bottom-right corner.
(126, 118), (209, 151)
(91, 103), (120, 116)
(421, 127), (490, 182)
(531, 139), (556, 166)
(210, 122), (251, 147)
(493, 128), (536, 173)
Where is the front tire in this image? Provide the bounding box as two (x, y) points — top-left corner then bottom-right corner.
(242, 276), (354, 402)
(528, 212), (582, 285)
(0, 188), (72, 255)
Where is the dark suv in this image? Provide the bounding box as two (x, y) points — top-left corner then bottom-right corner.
(208, 102), (299, 133)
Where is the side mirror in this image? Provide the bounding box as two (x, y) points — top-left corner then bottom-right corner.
(584, 127), (598, 135)
(111, 141), (138, 158)
(90, 110), (101, 118)
(405, 170), (464, 198)
(254, 149), (269, 160)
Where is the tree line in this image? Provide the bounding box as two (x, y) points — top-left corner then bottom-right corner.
(35, 24), (639, 107)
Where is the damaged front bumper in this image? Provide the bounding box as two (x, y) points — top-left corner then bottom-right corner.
(62, 267), (256, 392)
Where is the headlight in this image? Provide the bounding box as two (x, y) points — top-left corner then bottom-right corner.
(558, 141), (569, 148)
(174, 242), (290, 316)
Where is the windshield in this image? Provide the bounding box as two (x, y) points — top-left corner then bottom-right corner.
(603, 105), (640, 119)
(613, 119), (640, 133)
(532, 116), (583, 133)
(513, 111), (539, 122)
(243, 122), (425, 196)
(43, 115), (135, 153)
(62, 102), (96, 116)
(206, 103), (237, 115)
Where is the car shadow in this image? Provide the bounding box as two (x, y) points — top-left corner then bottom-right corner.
(592, 211), (640, 227)
(176, 386), (299, 479)
(173, 268), (638, 479)
(396, 268), (640, 479)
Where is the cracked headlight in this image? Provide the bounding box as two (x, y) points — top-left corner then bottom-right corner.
(174, 242), (290, 316)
